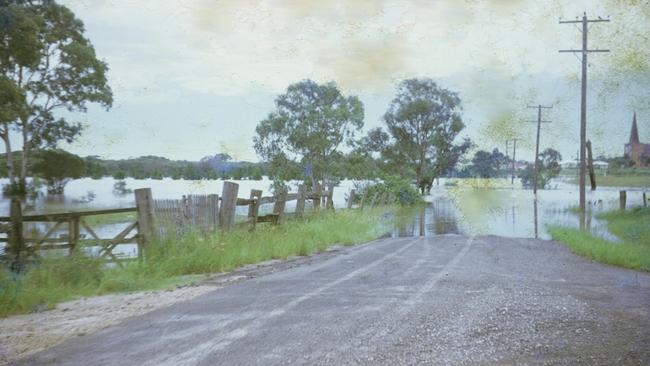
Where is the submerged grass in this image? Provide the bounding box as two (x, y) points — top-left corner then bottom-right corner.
(549, 207), (650, 272)
(561, 169), (650, 187)
(0, 209), (387, 317)
(597, 207), (650, 246)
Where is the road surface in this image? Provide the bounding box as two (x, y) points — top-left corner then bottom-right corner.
(19, 235), (650, 365)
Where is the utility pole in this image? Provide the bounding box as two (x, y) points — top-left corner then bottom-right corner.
(505, 140), (510, 181)
(576, 149), (579, 178)
(511, 139), (517, 184)
(526, 105), (552, 195)
(559, 12), (609, 216)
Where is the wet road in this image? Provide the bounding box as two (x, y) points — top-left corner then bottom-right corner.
(20, 235), (650, 365)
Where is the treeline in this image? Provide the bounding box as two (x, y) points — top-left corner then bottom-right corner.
(0, 152), (269, 181)
(83, 155), (268, 180)
(90, 152), (386, 181)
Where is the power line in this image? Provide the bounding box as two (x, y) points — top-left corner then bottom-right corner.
(559, 12), (610, 220)
(525, 105), (552, 195)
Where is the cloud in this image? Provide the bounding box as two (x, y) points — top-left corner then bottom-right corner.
(59, 0), (650, 161)
(64, 0), (586, 98)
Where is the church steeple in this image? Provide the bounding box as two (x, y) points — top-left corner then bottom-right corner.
(630, 112), (640, 144)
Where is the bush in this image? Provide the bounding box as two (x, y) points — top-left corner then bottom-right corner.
(356, 176), (421, 206)
(112, 180), (132, 195)
(31, 150), (85, 194)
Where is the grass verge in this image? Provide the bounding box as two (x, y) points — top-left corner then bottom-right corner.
(0, 209), (388, 317)
(563, 171), (650, 187)
(549, 207), (650, 272)
(597, 207), (650, 246)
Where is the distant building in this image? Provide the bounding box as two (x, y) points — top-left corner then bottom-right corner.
(624, 112), (650, 167)
(560, 160), (608, 170)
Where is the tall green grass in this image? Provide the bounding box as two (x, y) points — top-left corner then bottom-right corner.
(0, 209), (387, 317)
(549, 207), (650, 272)
(597, 207), (650, 246)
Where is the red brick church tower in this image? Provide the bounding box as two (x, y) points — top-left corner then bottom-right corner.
(624, 112), (650, 167)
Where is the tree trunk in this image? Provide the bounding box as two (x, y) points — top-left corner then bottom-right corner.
(426, 177), (434, 194)
(1, 127), (15, 186)
(415, 165), (424, 195)
(8, 197), (24, 272)
(19, 116), (29, 188)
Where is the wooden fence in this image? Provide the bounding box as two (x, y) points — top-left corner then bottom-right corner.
(149, 182), (340, 234)
(0, 189), (154, 265)
(0, 182), (394, 263)
(618, 190), (648, 210)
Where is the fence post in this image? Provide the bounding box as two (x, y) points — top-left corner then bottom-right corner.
(296, 185), (306, 217)
(347, 189), (355, 209)
(249, 189), (262, 229)
(644, 192), (647, 208)
(8, 198), (23, 263)
(135, 188), (155, 249)
(619, 190), (626, 210)
(181, 195), (190, 228)
(273, 188), (287, 225)
(68, 216), (80, 253)
(360, 191), (366, 210)
(326, 184), (335, 210)
(220, 182), (239, 231)
(208, 194), (219, 231)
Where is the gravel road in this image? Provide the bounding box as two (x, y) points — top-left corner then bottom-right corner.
(17, 235), (650, 365)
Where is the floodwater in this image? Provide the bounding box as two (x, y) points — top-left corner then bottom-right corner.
(0, 177), (647, 258)
(0, 177), (357, 258)
(390, 178), (648, 240)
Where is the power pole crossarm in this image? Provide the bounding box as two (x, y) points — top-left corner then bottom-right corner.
(559, 17), (610, 24)
(559, 49), (610, 53)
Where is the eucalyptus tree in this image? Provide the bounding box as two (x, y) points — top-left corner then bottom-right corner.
(520, 148), (562, 189)
(1, 0), (111, 263)
(470, 149), (508, 178)
(254, 80), (364, 190)
(366, 78), (470, 193)
(31, 149), (85, 194)
(0, 0), (113, 194)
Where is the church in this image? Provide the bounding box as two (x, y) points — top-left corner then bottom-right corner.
(624, 112), (650, 167)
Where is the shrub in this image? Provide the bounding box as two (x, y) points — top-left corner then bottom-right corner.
(356, 176), (421, 205)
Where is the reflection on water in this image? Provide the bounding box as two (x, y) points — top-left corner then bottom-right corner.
(390, 179), (647, 241)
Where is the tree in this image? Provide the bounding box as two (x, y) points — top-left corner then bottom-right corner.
(367, 78), (469, 194)
(0, 1), (112, 192)
(1, 1), (112, 264)
(31, 149), (85, 194)
(470, 148), (508, 178)
(253, 80), (363, 190)
(520, 148), (562, 189)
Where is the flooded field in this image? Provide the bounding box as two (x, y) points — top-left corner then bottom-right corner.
(0, 177), (647, 258)
(391, 179), (647, 240)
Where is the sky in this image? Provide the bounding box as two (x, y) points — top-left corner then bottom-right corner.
(57, 0), (650, 162)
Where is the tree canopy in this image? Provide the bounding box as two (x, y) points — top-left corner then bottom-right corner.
(253, 79), (364, 190)
(520, 148), (562, 189)
(31, 149), (84, 194)
(0, 0), (112, 192)
(363, 78), (470, 193)
(470, 148), (508, 178)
